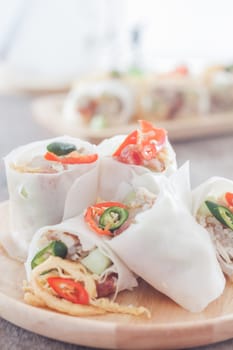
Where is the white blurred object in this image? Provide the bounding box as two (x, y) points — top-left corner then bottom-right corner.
(0, 0), (233, 90)
(0, 0), (125, 91)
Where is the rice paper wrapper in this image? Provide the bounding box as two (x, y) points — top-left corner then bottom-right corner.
(25, 216), (138, 295)
(105, 174), (225, 312)
(98, 158), (191, 208)
(3, 136), (99, 261)
(64, 160), (223, 311)
(97, 134), (177, 176)
(192, 177), (233, 278)
(63, 156), (181, 221)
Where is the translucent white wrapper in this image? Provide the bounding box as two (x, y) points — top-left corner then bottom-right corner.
(192, 177), (233, 277)
(25, 216), (138, 295)
(97, 134), (177, 176)
(64, 162), (224, 312)
(104, 169), (225, 312)
(3, 136), (99, 261)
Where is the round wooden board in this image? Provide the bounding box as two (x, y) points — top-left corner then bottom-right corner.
(1, 201), (233, 350)
(31, 94), (233, 144)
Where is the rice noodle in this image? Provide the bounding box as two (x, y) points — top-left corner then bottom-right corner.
(25, 256), (150, 317)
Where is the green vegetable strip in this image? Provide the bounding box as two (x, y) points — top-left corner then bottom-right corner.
(47, 142), (77, 156)
(31, 240), (68, 269)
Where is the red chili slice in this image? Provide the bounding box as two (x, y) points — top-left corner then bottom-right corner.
(225, 192), (233, 207)
(139, 120), (166, 146)
(113, 120), (167, 166)
(47, 277), (89, 305)
(113, 130), (138, 157)
(44, 151), (98, 164)
(119, 145), (143, 165)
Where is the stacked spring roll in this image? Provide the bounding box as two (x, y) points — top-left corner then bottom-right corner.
(4, 136), (99, 260)
(24, 217), (149, 317)
(67, 165), (225, 313)
(97, 120), (177, 176)
(2, 119), (227, 317)
(193, 177), (233, 279)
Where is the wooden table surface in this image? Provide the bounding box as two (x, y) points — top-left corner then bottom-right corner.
(0, 94), (233, 350)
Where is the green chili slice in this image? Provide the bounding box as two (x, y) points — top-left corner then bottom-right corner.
(205, 200), (233, 230)
(99, 206), (129, 232)
(31, 240), (68, 269)
(47, 142), (77, 156)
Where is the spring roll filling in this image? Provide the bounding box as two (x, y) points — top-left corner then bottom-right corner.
(24, 256), (150, 317)
(77, 94), (123, 126)
(85, 186), (156, 237)
(10, 141), (97, 174)
(112, 120), (172, 172)
(31, 230), (118, 298)
(25, 230), (150, 317)
(197, 193), (233, 271)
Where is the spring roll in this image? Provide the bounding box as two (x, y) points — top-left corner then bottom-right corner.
(97, 120), (177, 176)
(63, 75), (136, 129)
(203, 65), (233, 114)
(24, 217), (149, 317)
(82, 168), (225, 312)
(138, 73), (205, 121)
(193, 177), (233, 279)
(3, 136), (99, 260)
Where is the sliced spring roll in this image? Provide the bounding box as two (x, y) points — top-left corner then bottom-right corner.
(63, 76), (136, 129)
(203, 65), (233, 114)
(97, 120), (177, 175)
(82, 169), (225, 312)
(138, 72), (205, 121)
(3, 136), (99, 260)
(193, 177), (233, 279)
(24, 217), (149, 317)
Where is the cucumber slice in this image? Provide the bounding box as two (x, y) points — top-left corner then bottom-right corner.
(20, 186), (28, 199)
(90, 115), (107, 130)
(81, 248), (112, 275)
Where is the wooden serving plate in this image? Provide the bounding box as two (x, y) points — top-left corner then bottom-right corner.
(32, 94), (233, 143)
(1, 200), (233, 350)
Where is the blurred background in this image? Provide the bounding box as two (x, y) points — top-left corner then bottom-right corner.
(1, 0), (233, 79)
(0, 0), (233, 200)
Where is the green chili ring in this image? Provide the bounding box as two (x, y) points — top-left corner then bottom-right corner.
(31, 240), (68, 269)
(99, 206), (129, 232)
(205, 200), (233, 230)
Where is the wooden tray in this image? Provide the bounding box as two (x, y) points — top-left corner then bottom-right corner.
(32, 94), (233, 143)
(1, 200), (233, 350)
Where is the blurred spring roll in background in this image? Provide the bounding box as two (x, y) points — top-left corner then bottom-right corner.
(63, 73), (137, 129)
(24, 217), (149, 317)
(193, 177), (233, 279)
(97, 120), (177, 175)
(3, 136), (99, 261)
(82, 167), (225, 312)
(203, 65), (233, 114)
(138, 66), (208, 121)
